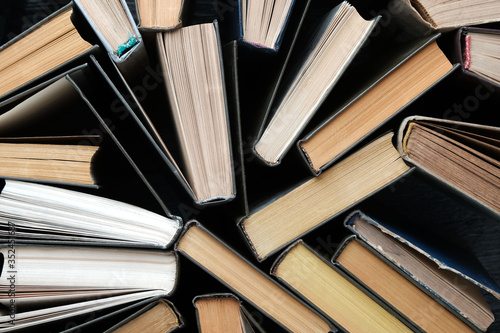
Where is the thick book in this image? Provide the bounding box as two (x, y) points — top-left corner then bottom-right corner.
(387, 0), (500, 38)
(135, 0), (186, 31)
(333, 236), (480, 332)
(454, 26), (500, 89)
(396, 115), (500, 218)
(239, 132), (411, 261)
(174, 220), (336, 333)
(193, 293), (263, 333)
(155, 21), (235, 205)
(0, 245), (178, 332)
(252, 1), (380, 166)
(109, 20), (236, 206)
(105, 298), (183, 332)
(0, 179), (181, 249)
(344, 210), (500, 332)
(271, 239), (416, 333)
(298, 33), (457, 175)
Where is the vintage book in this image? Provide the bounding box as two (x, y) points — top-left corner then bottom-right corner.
(175, 221), (336, 332)
(240, 0), (295, 50)
(0, 179), (182, 248)
(193, 294), (261, 333)
(333, 236), (478, 332)
(252, 1), (380, 166)
(455, 26), (500, 88)
(397, 115), (500, 218)
(0, 245), (177, 332)
(135, 0), (185, 31)
(388, 0), (500, 37)
(154, 21), (235, 205)
(239, 132), (411, 261)
(0, 135), (99, 186)
(298, 34), (456, 174)
(271, 240), (414, 333)
(0, 4), (93, 99)
(72, 0), (147, 75)
(345, 210), (500, 332)
(106, 298), (183, 332)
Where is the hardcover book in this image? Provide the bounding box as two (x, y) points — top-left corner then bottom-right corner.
(344, 210), (500, 332)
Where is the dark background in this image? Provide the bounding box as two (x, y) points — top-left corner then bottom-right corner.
(0, 0), (499, 332)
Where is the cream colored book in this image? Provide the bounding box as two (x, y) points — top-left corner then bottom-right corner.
(240, 132), (411, 261)
(156, 22), (235, 204)
(253, 1), (379, 165)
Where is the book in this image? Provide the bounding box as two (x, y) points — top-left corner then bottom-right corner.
(135, 0), (185, 31)
(252, 1), (380, 166)
(271, 240), (414, 333)
(333, 236), (478, 332)
(455, 26), (500, 88)
(240, 0), (295, 50)
(298, 34), (456, 174)
(0, 179), (182, 248)
(106, 298), (183, 332)
(397, 115), (500, 218)
(193, 294), (261, 333)
(175, 220), (336, 332)
(239, 132), (411, 261)
(0, 135), (100, 186)
(0, 245), (177, 332)
(154, 21), (235, 205)
(0, 4), (94, 99)
(345, 210), (500, 332)
(387, 0), (500, 37)
(72, 0), (147, 74)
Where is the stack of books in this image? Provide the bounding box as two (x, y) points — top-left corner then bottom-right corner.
(0, 0), (499, 332)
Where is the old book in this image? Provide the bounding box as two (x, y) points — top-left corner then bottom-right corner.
(155, 22), (235, 205)
(0, 245), (177, 332)
(175, 221), (336, 332)
(135, 0), (185, 31)
(107, 298), (183, 332)
(345, 210), (500, 332)
(240, 0), (295, 50)
(193, 294), (260, 333)
(0, 136), (99, 186)
(73, 0), (146, 74)
(239, 132), (411, 261)
(253, 1), (380, 165)
(0, 4), (93, 98)
(271, 240), (414, 333)
(298, 35), (455, 174)
(397, 115), (500, 217)
(455, 26), (500, 88)
(334, 236), (477, 332)
(388, 0), (500, 37)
